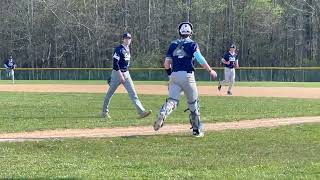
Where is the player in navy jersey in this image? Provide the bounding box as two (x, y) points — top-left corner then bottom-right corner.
(218, 44), (239, 95)
(3, 55), (16, 83)
(153, 22), (217, 137)
(101, 32), (152, 119)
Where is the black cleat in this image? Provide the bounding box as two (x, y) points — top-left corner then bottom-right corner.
(218, 82), (222, 91)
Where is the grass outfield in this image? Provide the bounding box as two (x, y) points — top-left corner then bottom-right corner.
(1, 80), (320, 87)
(0, 92), (320, 132)
(0, 124), (319, 179)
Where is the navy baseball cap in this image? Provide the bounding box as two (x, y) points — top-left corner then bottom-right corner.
(230, 44), (236, 48)
(123, 32), (132, 39)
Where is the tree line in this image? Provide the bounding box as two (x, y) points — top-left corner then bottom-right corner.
(1, 0), (319, 68)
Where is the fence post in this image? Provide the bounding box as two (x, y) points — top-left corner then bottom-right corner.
(271, 69), (273, 81)
(89, 70), (91, 80)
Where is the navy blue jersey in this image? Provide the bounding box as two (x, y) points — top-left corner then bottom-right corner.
(223, 51), (238, 68)
(112, 44), (131, 72)
(166, 38), (199, 72)
(4, 58), (15, 69)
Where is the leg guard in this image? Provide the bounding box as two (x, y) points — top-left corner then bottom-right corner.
(154, 98), (179, 131)
(159, 98), (179, 117)
(188, 99), (203, 134)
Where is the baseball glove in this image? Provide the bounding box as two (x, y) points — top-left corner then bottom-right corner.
(107, 77), (111, 86)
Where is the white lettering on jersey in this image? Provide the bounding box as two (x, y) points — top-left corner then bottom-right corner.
(229, 57), (236, 62)
(113, 53), (120, 60)
(124, 52), (130, 61)
(121, 48), (131, 66)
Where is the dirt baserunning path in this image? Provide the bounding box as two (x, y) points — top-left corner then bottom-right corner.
(0, 84), (320, 98)
(0, 116), (319, 142)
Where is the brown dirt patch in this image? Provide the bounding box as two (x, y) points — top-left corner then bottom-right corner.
(0, 84), (319, 99)
(0, 116), (319, 142)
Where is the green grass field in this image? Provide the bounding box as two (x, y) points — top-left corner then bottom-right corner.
(1, 80), (320, 87)
(0, 82), (320, 179)
(0, 124), (319, 179)
(0, 92), (320, 133)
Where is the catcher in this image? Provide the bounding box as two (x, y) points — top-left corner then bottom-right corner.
(153, 22), (217, 137)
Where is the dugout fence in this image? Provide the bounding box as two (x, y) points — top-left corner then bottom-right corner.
(0, 67), (319, 82)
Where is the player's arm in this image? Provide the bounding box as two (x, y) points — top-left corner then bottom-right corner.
(235, 59), (239, 68)
(3, 59), (9, 69)
(113, 49), (125, 83)
(221, 52), (231, 65)
(164, 57), (172, 76)
(164, 44), (174, 76)
(12, 63), (16, 69)
(193, 50), (217, 80)
(221, 58), (230, 65)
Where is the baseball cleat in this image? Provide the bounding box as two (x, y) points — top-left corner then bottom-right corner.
(101, 112), (111, 119)
(218, 83), (222, 91)
(139, 110), (152, 119)
(192, 129), (204, 137)
(227, 91), (232, 95)
(154, 112), (166, 131)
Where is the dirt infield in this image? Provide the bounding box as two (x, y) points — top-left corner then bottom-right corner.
(0, 84), (319, 142)
(0, 116), (319, 142)
(0, 84), (319, 98)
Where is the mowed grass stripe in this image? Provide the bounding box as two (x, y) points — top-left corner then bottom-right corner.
(0, 92), (320, 132)
(0, 124), (319, 179)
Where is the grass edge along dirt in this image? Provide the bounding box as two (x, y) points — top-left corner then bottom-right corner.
(0, 92), (320, 132)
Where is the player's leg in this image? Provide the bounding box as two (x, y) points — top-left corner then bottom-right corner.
(224, 68), (231, 95)
(154, 73), (181, 131)
(181, 72), (204, 137)
(218, 68), (228, 91)
(218, 68), (227, 91)
(227, 68), (235, 95)
(122, 72), (151, 118)
(101, 70), (121, 118)
(11, 69), (15, 84)
(6, 69), (10, 78)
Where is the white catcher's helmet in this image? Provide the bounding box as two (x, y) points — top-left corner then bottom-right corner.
(178, 22), (193, 36)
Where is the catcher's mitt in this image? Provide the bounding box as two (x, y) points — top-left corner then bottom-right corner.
(107, 77), (111, 86)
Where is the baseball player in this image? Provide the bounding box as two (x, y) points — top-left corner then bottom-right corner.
(3, 55), (16, 83)
(153, 22), (217, 137)
(218, 44), (239, 95)
(101, 32), (152, 119)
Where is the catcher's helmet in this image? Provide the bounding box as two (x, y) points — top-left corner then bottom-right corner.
(178, 22), (193, 36)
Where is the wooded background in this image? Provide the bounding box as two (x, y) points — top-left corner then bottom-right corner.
(1, 0), (319, 68)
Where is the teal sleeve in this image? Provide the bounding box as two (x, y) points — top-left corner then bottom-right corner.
(194, 51), (207, 65)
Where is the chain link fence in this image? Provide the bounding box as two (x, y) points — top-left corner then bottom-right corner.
(0, 67), (319, 82)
